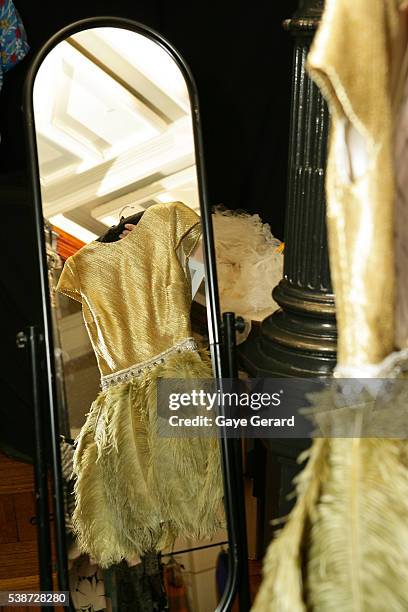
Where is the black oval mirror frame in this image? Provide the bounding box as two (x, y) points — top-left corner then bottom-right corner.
(22, 16), (250, 612)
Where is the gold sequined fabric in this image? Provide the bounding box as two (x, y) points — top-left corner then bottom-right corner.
(57, 201), (202, 376)
(307, 0), (408, 367)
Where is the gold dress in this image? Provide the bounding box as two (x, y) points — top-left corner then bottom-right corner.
(252, 2), (408, 611)
(57, 201), (224, 568)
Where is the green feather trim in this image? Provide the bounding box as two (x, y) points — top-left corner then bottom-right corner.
(251, 438), (329, 612)
(252, 435), (408, 611)
(72, 348), (225, 567)
(306, 438), (408, 611)
(252, 366), (408, 612)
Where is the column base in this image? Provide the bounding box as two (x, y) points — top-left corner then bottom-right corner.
(238, 280), (337, 377)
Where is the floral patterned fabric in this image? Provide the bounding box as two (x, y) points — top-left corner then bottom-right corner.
(69, 556), (107, 612)
(0, 0), (29, 92)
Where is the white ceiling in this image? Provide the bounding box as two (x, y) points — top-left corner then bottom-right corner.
(33, 27), (199, 243)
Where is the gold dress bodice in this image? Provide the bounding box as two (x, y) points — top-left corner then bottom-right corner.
(57, 201), (201, 377)
(306, 0), (408, 369)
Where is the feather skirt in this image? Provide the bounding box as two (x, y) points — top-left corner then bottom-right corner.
(251, 437), (408, 612)
(72, 349), (225, 568)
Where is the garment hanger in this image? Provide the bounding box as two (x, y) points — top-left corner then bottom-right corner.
(96, 204), (145, 243)
(118, 205), (137, 219)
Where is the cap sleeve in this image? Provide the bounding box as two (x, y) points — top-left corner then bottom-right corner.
(173, 201), (201, 259)
(56, 257), (82, 303)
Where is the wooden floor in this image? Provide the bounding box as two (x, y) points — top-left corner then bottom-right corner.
(0, 452), (64, 612)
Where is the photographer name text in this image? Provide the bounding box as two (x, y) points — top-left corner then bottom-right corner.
(168, 415), (295, 428)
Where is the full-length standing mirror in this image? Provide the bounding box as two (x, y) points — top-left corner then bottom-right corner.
(23, 17), (249, 612)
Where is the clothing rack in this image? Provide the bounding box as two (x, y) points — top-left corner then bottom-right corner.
(162, 541), (228, 557)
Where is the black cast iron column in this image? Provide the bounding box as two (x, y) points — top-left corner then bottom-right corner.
(239, 0), (336, 378)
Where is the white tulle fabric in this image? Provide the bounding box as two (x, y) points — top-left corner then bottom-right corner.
(212, 207), (283, 325)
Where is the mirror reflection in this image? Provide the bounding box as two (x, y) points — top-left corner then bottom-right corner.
(34, 27), (227, 612)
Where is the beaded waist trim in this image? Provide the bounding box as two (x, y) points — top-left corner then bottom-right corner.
(100, 337), (198, 391)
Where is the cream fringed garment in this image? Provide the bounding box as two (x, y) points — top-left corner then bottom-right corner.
(252, 1), (408, 611)
(211, 208), (283, 321)
(57, 202), (224, 568)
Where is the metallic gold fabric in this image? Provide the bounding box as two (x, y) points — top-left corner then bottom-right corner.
(253, 6), (408, 612)
(307, 0), (408, 367)
(56, 201), (201, 376)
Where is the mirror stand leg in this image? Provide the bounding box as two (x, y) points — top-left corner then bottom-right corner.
(221, 313), (251, 611)
(27, 326), (54, 594)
